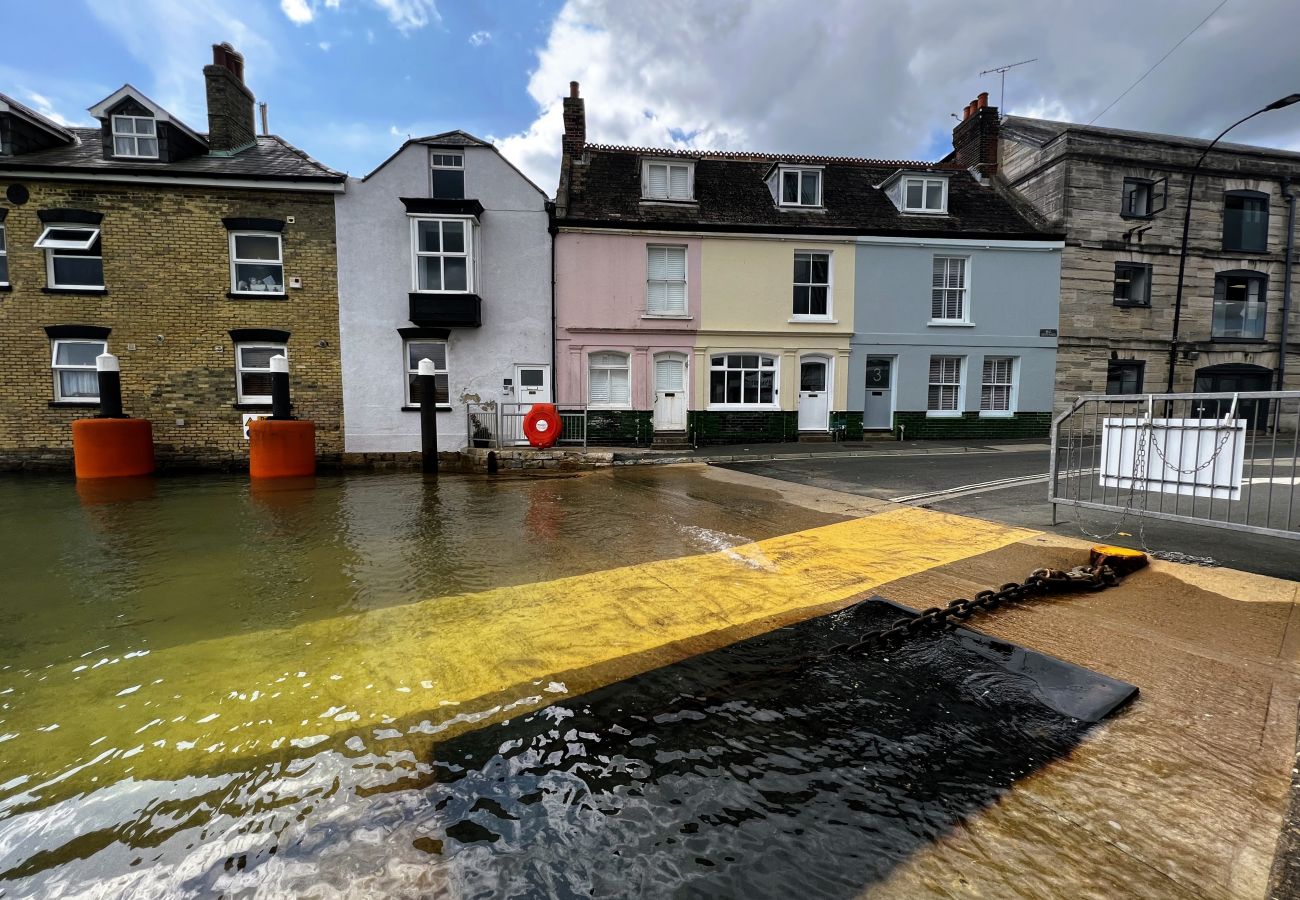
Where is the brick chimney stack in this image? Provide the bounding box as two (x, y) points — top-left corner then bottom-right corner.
(951, 91), (999, 175)
(562, 81), (586, 157)
(204, 43), (256, 153)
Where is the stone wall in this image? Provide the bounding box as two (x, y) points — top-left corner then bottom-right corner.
(0, 178), (341, 471)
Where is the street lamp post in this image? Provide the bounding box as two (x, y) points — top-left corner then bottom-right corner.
(1165, 93), (1300, 394)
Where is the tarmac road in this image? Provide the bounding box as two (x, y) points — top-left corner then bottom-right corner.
(720, 448), (1300, 581)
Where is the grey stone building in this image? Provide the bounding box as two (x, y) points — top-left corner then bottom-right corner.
(978, 112), (1297, 409)
(336, 132), (552, 454)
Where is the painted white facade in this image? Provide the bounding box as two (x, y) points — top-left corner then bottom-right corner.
(336, 134), (552, 452)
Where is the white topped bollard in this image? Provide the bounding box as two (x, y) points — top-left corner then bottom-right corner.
(418, 357), (439, 474)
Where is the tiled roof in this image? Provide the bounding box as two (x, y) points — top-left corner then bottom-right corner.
(560, 145), (1056, 238)
(0, 91), (77, 142)
(414, 130), (493, 147)
(0, 127), (345, 183)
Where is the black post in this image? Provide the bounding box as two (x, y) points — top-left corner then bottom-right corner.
(95, 352), (125, 419)
(269, 354), (293, 420)
(418, 358), (438, 474)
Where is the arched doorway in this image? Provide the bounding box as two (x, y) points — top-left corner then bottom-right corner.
(1193, 363), (1273, 430)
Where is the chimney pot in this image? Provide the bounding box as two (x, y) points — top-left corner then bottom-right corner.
(978, 91), (989, 109)
(963, 103), (972, 121)
(569, 81), (580, 99)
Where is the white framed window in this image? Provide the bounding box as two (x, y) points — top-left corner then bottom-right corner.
(930, 256), (969, 323)
(111, 115), (159, 158)
(646, 245), (687, 315)
(230, 232), (284, 295)
(431, 152), (465, 199)
(588, 351), (631, 407)
(980, 357), (1016, 415)
(36, 224), (104, 289)
(412, 217), (473, 293)
(779, 167), (822, 207)
(927, 355), (964, 416)
(405, 339), (449, 407)
(642, 160), (693, 201)
(709, 353), (778, 407)
(51, 338), (107, 402)
(902, 176), (947, 213)
(235, 343), (287, 404)
(793, 251), (830, 318)
(0, 223), (8, 286)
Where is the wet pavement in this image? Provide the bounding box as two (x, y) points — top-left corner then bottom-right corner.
(1, 465), (1298, 897)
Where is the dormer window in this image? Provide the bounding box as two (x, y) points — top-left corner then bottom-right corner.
(642, 160), (694, 201)
(902, 176), (947, 213)
(431, 152), (464, 199)
(111, 115), (158, 158)
(779, 167), (822, 207)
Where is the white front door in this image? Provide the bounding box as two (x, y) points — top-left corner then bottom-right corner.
(797, 358), (830, 431)
(653, 355), (687, 431)
(514, 364), (552, 409)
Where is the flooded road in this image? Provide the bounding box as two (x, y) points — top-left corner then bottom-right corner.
(0, 469), (844, 896)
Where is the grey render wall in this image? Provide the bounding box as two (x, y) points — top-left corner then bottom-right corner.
(850, 239), (1062, 414)
(336, 142), (551, 452)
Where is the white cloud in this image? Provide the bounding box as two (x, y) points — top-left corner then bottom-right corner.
(468, 30), (491, 47)
(22, 90), (83, 127)
(318, 41), (332, 51)
(280, 0), (314, 25)
(371, 0), (439, 34)
(496, 0), (1300, 194)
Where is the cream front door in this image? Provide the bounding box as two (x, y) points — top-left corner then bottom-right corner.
(653, 355), (687, 431)
(797, 358), (830, 431)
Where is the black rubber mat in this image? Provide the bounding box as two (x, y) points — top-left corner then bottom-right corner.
(416, 596), (1138, 898)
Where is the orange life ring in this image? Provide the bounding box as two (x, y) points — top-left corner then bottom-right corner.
(522, 403), (562, 449)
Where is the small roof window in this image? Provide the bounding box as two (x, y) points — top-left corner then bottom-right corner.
(642, 159), (695, 201)
(777, 167), (822, 207)
(901, 176), (947, 214)
(111, 115), (159, 159)
(35, 225), (101, 251)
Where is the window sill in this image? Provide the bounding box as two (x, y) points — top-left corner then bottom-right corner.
(641, 314), (693, 320)
(1113, 302), (1151, 309)
(927, 320), (975, 327)
(776, 205), (825, 212)
(1119, 213), (1155, 221)
(639, 198), (697, 206)
(1208, 337), (1266, 344)
(901, 208), (948, 216)
(232, 402), (272, 411)
(926, 410), (963, 418)
(979, 411), (1015, 418)
(228, 291), (287, 300)
(49, 400), (100, 408)
(43, 287), (107, 295)
(706, 404), (781, 412)
(587, 405), (634, 411)
(400, 405), (453, 412)
(788, 316), (837, 324)
(1221, 246), (1268, 254)
(0, 284), (10, 292)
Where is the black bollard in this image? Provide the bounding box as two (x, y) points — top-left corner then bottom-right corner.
(417, 358), (438, 474)
(95, 352), (125, 419)
(269, 354), (294, 420)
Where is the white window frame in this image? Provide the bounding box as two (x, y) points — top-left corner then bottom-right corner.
(51, 338), (107, 403)
(792, 249), (833, 320)
(641, 160), (694, 201)
(410, 215), (475, 294)
(777, 166), (823, 208)
(37, 224), (104, 290)
(0, 223), (8, 287)
(979, 356), (1017, 417)
(430, 152), (465, 199)
(927, 355), (965, 417)
(235, 342), (287, 405)
(902, 176), (948, 214)
(229, 231), (285, 296)
(707, 353), (780, 410)
(645, 244), (688, 317)
(111, 115), (159, 159)
(929, 255), (971, 325)
(587, 351), (632, 409)
(404, 338), (450, 409)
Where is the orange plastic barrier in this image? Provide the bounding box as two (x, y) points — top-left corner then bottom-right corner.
(249, 419), (316, 478)
(71, 418), (155, 479)
(522, 403), (562, 449)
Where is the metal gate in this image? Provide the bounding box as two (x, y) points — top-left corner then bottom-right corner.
(1049, 391), (1300, 541)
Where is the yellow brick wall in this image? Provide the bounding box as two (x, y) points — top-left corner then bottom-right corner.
(0, 178), (341, 470)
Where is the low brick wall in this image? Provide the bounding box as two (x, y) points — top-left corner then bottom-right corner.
(586, 410), (653, 446)
(688, 410), (799, 445)
(892, 411), (1052, 439)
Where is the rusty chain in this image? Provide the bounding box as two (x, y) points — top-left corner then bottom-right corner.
(828, 549), (1147, 657)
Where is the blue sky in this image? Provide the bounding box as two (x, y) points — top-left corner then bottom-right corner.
(3, 1), (1299, 195)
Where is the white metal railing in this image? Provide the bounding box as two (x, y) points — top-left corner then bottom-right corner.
(1049, 391), (1299, 541)
(466, 403), (587, 449)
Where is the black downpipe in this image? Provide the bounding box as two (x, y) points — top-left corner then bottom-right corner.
(1279, 177), (1295, 391)
(547, 201), (558, 407)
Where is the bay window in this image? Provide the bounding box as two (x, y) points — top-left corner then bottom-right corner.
(588, 351), (630, 407)
(412, 217), (472, 293)
(51, 338), (107, 403)
(710, 354), (777, 406)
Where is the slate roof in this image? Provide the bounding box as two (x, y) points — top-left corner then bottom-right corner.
(560, 144), (1058, 239)
(0, 91), (76, 142)
(1002, 116), (1300, 162)
(0, 126), (345, 184)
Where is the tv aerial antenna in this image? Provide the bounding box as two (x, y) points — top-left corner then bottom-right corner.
(979, 58), (1037, 111)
